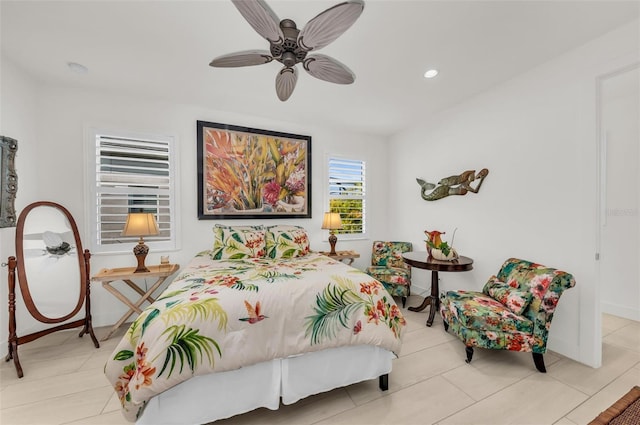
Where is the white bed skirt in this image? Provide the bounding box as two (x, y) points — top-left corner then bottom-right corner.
(137, 345), (394, 425)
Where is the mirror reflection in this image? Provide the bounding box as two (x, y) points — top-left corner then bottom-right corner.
(21, 205), (81, 318)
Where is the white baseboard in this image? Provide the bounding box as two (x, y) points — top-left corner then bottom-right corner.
(601, 302), (640, 321)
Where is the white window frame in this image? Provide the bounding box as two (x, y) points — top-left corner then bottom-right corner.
(326, 155), (367, 240)
(85, 127), (178, 254)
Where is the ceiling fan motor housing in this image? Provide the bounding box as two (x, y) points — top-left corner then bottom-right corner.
(270, 18), (307, 67)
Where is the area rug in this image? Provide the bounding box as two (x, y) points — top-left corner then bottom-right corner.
(589, 386), (640, 425)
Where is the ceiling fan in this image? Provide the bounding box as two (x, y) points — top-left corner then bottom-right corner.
(210, 0), (365, 101)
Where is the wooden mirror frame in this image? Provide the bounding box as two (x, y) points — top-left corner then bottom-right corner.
(6, 201), (99, 378)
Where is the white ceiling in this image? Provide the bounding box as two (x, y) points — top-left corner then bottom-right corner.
(2, 0), (638, 137)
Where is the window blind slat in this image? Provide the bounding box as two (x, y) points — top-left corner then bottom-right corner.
(93, 133), (174, 247)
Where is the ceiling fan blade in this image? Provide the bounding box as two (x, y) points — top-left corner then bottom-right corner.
(210, 50), (274, 67)
(297, 0), (364, 52)
(231, 0), (284, 45)
(275, 66), (298, 101)
(303, 54), (355, 84)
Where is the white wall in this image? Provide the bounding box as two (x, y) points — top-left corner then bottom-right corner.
(388, 21), (639, 367)
(0, 59), (390, 346)
(0, 57), (42, 350)
(0, 58), (41, 207)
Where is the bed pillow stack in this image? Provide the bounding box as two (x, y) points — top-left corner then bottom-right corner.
(212, 224), (310, 260)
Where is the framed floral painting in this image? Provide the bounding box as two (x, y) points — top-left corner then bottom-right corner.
(197, 121), (311, 219)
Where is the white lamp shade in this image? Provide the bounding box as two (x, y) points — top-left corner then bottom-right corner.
(321, 212), (342, 230)
(122, 213), (160, 237)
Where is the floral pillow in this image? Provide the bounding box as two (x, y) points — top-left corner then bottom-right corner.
(265, 225), (310, 259)
(212, 225), (266, 259)
(482, 275), (533, 316)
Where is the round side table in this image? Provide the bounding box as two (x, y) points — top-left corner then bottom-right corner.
(402, 252), (473, 326)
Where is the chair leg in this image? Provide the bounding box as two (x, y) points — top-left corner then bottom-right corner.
(532, 352), (546, 373)
(401, 296), (406, 308)
(443, 320), (449, 332)
(465, 346), (474, 364)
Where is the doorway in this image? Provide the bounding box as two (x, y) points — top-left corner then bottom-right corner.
(597, 63), (640, 333)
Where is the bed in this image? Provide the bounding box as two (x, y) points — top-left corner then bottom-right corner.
(104, 225), (405, 424)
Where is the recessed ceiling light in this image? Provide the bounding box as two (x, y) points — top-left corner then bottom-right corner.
(424, 69), (439, 79)
(67, 62), (88, 74)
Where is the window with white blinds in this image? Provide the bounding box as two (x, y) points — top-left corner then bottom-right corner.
(87, 129), (177, 253)
(328, 157), (365, 236)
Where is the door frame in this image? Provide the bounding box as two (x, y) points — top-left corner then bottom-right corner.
(595, 61), (640, 361)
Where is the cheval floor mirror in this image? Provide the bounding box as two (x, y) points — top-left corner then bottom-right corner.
(5, 201), (99, 378)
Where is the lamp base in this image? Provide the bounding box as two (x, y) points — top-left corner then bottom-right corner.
(133, 239), (150, 273)
(134, 254), (150, 273)
(328, 233), (338, 256)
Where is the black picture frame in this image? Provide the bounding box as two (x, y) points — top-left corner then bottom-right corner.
(197, 121), (311, 220)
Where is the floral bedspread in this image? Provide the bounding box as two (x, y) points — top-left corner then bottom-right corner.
(104, 252), (405, 422)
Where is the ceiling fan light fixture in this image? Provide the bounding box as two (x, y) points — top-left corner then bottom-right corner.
(424, 69), (439, 79)
(211, 0), (365, 101)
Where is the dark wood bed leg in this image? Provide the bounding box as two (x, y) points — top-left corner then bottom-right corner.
(532, 352), (546, 373)
(443, 320), (449, 332)
(378, 374), (389, 391)
(401, 296), (406, 308)
(465, 346), (474, 364)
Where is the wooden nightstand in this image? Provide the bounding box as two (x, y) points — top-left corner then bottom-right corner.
(318, 250), (360, 265)
(92, 263), (179, 340)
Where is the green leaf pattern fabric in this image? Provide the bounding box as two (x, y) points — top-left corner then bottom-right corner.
(212, 224), (266, 259)
(265, 225), (310, 258)
(105, 252), (404, 422)
(440, 258), (576, 355)
(365, 241), (412, 298)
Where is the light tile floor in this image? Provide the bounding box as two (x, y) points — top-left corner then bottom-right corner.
(0, 297), (638, 425)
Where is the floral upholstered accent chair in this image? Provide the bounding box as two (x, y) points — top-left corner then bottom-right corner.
(365, 241), (413, 307)
(439, 258), (576, 372)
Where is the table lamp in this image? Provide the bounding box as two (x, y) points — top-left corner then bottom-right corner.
(122, 212), (160, 273)
(321, 212), (342, 255)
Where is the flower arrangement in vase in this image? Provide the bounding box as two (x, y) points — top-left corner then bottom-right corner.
(424, 229), (458, 261)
